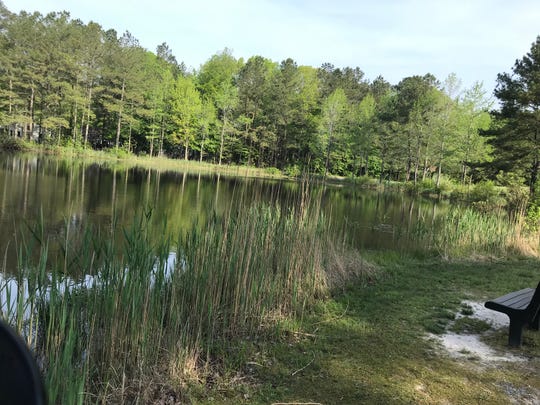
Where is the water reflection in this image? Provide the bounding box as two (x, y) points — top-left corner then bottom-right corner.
(0, 252), (178, 330)
(0, 153), (451, 274)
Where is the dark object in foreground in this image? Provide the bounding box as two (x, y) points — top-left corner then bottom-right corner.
(0, 319), (46, 404)
(485, 282), (540, 347)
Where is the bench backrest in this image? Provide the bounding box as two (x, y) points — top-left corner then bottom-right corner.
(528, 281), (540, 318)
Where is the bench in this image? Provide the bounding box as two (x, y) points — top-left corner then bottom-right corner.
(484, 281), (540, 347)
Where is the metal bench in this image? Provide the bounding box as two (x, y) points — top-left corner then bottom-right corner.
(484, 281), (540, 347)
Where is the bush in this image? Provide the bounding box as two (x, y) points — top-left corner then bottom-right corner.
(404, 179), (439, 196)
(449, 185), (469, 202)
(470, 181), (505, 209)
(0, 135), (30, 151)
(265, 167), (282, 176)
(435, 177), (455, 198)
(283, 164), (301, 178)
(104, 146), (132, 159)
(525, 203), (540, 232)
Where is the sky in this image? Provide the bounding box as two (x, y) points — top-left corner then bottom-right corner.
(5, 0), (540, 96)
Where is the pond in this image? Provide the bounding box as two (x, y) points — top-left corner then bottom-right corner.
(0, 152), (451, 274)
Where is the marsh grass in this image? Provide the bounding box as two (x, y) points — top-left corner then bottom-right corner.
(403, 207), (536, 259)
(1, 190), (360, 403)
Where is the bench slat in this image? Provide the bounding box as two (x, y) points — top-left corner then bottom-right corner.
(488, 288), (534, 310)
(493, 297), (533, 310)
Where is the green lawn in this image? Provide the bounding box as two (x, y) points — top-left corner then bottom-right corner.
(193, 254), (540, 404)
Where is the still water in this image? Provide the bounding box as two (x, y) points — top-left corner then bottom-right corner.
(0, 153), (450, 273)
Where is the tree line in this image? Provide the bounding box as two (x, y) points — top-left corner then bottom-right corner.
(0, 4), (538, 192)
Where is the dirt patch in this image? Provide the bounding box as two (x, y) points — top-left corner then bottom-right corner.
(429, 300), (525, 364)
(429, 300), (540, 405)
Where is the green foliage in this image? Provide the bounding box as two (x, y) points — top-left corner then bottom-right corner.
(0, 3), (531, 186)
(493, 36), (540, 195)
(283, 164), (301, 177)
(525, 203), (540, 232)
(469, 180), (499, 202)
(171, 75), (203, 160)
(496, 171), (530, 215)
(0, 134), (30, 151)
(468, 181), (507, 213)
(105, 145), (132, 159)
(265, 166), (282, 176)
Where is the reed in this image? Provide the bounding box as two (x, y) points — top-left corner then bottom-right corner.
(406, 206), (533, 259)
(1, 196), (339, 403)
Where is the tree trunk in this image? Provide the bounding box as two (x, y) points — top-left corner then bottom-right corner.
(27, 86), (35, 140)
(405, 135), (412, 182)
(357, 151), (364, 177)
(84, 87), (93, 148)
(365, 152), (369, 177)
(72, 99), (78, 143)
(115, 78), (125, 149)
(324, 137), (332, 178)
(200, 135), (205, 163)
(8, 78), (13, 116)
(436, 137), (445, 188)
(219, 117), (226, 165)
(159, 116), (165, 156)
(530, 157), (539, 196)
(422, 157), (429, 181)
(128, 123), (132, 153)
(324, 123), (334, 178)
(413, 136), (422, 184)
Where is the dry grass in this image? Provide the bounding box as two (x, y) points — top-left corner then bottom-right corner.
(506, 220), (540, 257)
(325, 243), (380, 290)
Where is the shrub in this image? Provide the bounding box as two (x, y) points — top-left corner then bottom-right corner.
(525, 203), (540, 232)
(265, 166), (282, 176)
(0, 135), (30, 151)
(104, 146), (132, 159)
(283, 164), (301, 177)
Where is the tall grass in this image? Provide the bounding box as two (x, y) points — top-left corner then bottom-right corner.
(1, 198), (342, 403)
(406, 207), (536, 259)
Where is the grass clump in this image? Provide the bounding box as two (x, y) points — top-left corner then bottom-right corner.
(449, 317), (491, 334)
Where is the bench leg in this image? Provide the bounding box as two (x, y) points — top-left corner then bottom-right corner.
(530, 310), (539, 331)
(508, 318), (525, 347)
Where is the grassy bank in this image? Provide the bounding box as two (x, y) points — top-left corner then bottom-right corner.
(0, 138), (287, 180)
(238, 255), (540, 404)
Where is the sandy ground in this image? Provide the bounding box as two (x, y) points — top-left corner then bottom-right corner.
(434, 300), (524, 363)
(429, 300), (540, 404)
